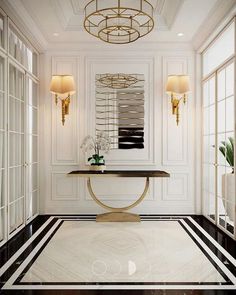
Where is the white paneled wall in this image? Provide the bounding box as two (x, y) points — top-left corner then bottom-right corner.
(39, 48), (197, 215)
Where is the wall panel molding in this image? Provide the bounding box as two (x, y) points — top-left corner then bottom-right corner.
(162, 56), (189, 166)
(51, 56), (79, 165)
(51, 172), (78, 201)
(162, 173), (189, 201)
(41, 50), (196, 215)
(85, 56), (155, 166)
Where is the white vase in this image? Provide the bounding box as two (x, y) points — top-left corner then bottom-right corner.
(222, 173), (235, 221)
(90, 165), (106, 172)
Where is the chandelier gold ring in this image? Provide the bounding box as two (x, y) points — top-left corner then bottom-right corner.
(84, 1), (154, 44)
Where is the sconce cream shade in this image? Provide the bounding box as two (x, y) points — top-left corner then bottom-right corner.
(165, 75), (190, 126)
(166, 75), (190, 95)
(50, 75), (75, 96)
(50, 75), (76, 126)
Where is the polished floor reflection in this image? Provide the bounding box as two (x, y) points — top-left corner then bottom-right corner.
(0, 215), (236, 294)
(21, 220), (225, 283)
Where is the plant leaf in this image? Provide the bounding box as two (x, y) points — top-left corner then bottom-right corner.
(219, 137), (234, 168)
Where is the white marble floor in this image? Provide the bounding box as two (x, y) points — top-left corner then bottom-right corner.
(21, 220), (225, 283)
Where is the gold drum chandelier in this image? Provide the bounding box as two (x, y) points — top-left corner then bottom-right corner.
(84, 0), (154, 44)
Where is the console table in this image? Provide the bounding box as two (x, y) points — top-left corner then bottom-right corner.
(68, 170), (170, 222)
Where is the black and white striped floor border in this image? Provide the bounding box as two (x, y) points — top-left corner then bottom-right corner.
(0, 215), (235, 290)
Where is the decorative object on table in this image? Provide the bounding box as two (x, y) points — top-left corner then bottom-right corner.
(80, 132), (111, 171)
(50, 75), (75, 125)
(84, 0), (154, 44)
(96, 73), (145, 149)
(219, 137), (235, 221)
(166, 75), (190, 125)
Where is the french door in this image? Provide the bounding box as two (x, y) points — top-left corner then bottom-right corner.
(203, 58), (235, 238)
(8, 61), (25, 235)
(0, 8), (39, 246)
(25, 76), (39, 222)
(7, 61), (39, 237)
(0, 51), (7, 246)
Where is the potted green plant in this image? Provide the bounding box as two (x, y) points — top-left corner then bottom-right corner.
(219, 137), (235, 220)
(80, 132), (111, 171)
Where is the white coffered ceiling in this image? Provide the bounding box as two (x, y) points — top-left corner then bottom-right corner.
(2, 0), (236, 49)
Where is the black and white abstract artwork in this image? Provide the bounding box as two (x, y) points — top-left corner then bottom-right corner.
(95, 73), (145, 149)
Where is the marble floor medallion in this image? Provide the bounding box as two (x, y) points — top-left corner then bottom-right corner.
(2, 216), (236, 290)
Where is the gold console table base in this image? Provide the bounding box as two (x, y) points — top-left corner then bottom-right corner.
(96, 212), (140, 222)
(87, 177), (149, 222)
(68, 169), (170, 222)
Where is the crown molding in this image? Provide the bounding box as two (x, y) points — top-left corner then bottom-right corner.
(192, 0), (236, 52)
(45, 40), (194, 52)
(161, 0), (184, 29)
(1, 0), (48, 52)
(55, 0), (181, 32)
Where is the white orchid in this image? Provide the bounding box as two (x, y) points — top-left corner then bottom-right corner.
(80, 132), (111, 164)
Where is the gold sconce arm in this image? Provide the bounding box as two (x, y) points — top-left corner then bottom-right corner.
(171, 94), (181, 125)
(56, 94), (71, 126)
(170, 93), (188, 125)
(65, 95), (70, 115)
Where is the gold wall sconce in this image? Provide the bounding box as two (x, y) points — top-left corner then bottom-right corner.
(166, 75), (190, 125)
(50, 75), (75, 125)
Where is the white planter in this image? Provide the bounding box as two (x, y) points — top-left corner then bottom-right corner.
(222, 173), (235, 221)
(90, 165), (106, 172)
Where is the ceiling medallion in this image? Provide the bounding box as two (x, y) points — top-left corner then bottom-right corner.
(97, 73), (143, 89)
(84, 0), (154, 44)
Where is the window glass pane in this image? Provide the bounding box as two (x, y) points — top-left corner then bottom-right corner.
(33, 52), (38, 76)
(0, 170), (5, 207)
(217, 197), (226, 227)
(0, 56), (4, 91)
(209, 76), (215, 105)
(209, 164), (215, 194)
(0, 13), (4, 48)
(0, 93), (4, 130)
(203, 22), (235, 77)
(0, 209), (5, 242)
(217, 69), (225, 101)
(217, 133), (226, 166)
(209, 104), (215, 134)
(30, 163), (38, 192)
(203, 136), (209, 163)
(28, 106), (38, 134)
(9, 24), (38, 77)
(203, 82), (208, 107)
(9, 64), (16, 97)
(204, 190), (215, 221)
(203, 108), (209, 135)
(28, 79), (38, 107)
(9, 199), (24, 233)
(226, 201), (234, 234)
(226, 63), (234, 97)
(0, 131), (4, 169)
(32, 191), (38, 216)
(26, 78), (38, 220)
(225, 95), (234, 132)
(217, 165), (226, 198)
(209, 135), (215, 164)
(217, 99), (225, 133)
(9, 167), (23, 203)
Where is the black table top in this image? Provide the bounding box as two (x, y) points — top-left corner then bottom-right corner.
(68, 170), (170, 178)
